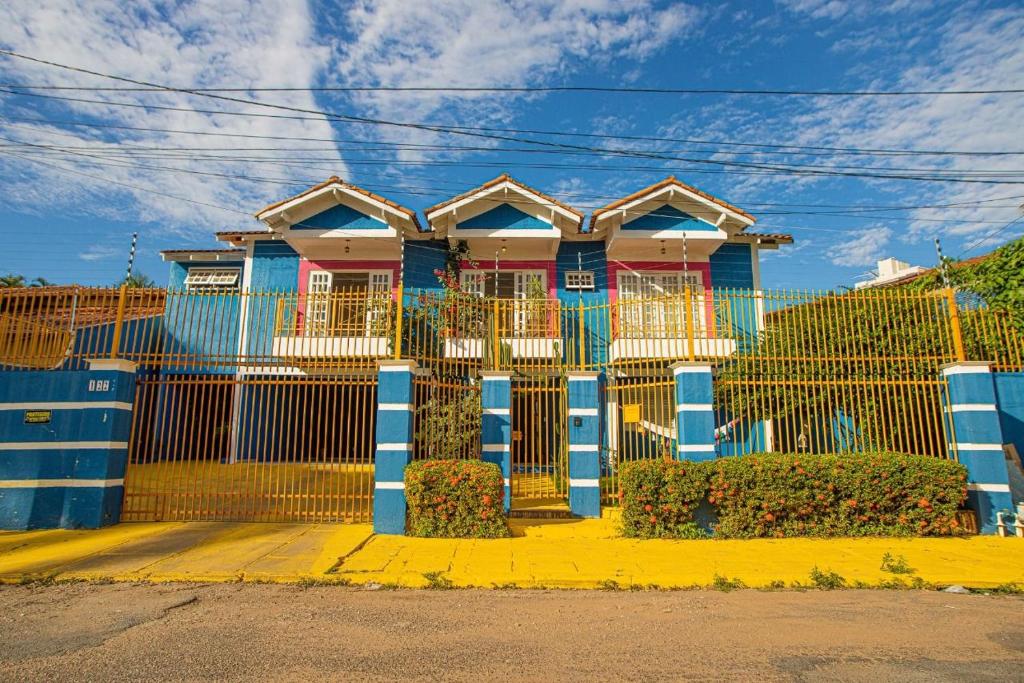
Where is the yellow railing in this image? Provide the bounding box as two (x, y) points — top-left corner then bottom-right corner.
(273, 291), (394, 338)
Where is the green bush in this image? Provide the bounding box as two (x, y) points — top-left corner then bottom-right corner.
(619, 452), (968, 539)
(708, 452), (968, 538)
(405, 459), (510, 538)
(619, 459), (710, 538)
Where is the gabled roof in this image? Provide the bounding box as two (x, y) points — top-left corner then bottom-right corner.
(589, 176), (756, 230)
(255, 176), (423, 231)
(423, 174), (584, 225)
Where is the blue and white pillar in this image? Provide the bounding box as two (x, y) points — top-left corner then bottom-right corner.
(0, 359), (137, 530)
(670, 361), (717, 461)
(567, 371), (601, 517)
(480, 372), (512, 512)
(373, 359), (417, 535)
(942, 361), (1012, 534)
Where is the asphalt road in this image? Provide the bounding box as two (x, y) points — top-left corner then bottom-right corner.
(1, 583), (1022, 681)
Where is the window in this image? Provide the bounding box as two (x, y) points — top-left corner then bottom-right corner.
(565, 270), (595, 291)
(459, 270), (545, 299)
(616, 270), (705, 337)
(304, 270), (392, 336)
(183, 268), (239, 290)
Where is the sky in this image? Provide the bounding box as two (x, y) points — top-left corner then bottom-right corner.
(0, 0), (1022, 289)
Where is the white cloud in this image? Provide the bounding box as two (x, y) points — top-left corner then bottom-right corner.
(79, 244), (120, 261)
(328, 1), (701, 165)
(0, 0), (343, 236)
(826, 226), (892, 267)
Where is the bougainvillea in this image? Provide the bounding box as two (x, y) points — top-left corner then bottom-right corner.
(619, 459), (710, 538)
(405, 459), (510, 538)
(709, 452), (968, 538)
(619, 452), (968, 539)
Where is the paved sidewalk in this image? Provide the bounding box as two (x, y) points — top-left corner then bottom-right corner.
(1, 518), (1022, 589)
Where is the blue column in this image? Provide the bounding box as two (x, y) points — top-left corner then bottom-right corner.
(480, 372), (511, 512)
(0, 359), (137, 530)
(670, 361), (717, 461)
(567, 371), (601, 517)
(373, 359), (417, 535)
(941, 361), (1012, 534)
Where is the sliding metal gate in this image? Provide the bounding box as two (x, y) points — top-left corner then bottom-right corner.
(122, 374), (377, 522)
(510, 375), (568, 501)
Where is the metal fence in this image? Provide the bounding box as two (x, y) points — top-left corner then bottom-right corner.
(2, 281), (1015, 514)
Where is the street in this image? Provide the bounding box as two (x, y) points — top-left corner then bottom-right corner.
(1, 583), (1021, 681)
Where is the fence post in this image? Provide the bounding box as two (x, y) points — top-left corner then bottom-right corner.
(373, 359), (417, 535)
(109, 284), (128, 359)
(670, 361), (716, 461)
(577, 298), (586, 369)
(491, 299), (500, 370)
(684, 287), (696, 362)
(480, 371), (512, 512)
(393, 282), (404, 360)
(944, 287), (966, 362)
(567, 371), (601, 517)
(940, 361), (1012, 534)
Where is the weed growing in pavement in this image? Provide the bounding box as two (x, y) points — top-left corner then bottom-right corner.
(598, 579), (621, 591)
(423, 572), (455, 590)
(809, 566), (846, 590)
(760, 580), (787, 591)
(880, 553), (915, 575)
(984, 582), (1024, 595)
(711, 575), (747, 592)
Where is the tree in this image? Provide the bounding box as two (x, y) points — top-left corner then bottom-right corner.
(123, 272), (155, 288)
(0, 274), (27, 288)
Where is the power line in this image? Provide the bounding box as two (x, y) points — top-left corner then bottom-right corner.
(956, 216), (1024, 258)
(1, 51), (1021, 185)
(2, 83), (1022, 96)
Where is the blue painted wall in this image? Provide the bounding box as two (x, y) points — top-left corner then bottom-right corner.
(556, 242), (610, 368)
(621, 204), (717, 232)
(163, 260), (244, 375)
(245, 241), (300, 358)
(995, 372), (1024, 467)
(709, 243), (754, 289)
(291, 204), (387, 230)
(459, 204), (550, 230)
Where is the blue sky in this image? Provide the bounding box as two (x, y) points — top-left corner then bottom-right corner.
(1, 0), (1022, 289)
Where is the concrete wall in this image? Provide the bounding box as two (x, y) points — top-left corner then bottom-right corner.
(994, 372), (1024, 467)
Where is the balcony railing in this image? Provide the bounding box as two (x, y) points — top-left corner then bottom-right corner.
(273, 292), (393, 339)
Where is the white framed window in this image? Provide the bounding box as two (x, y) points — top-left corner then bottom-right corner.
(616, 270), (705, 337)
(459, 270), (546, 299)
(565, 270), (595, 291)
(184, 267), (239, 290)
(304, 270), (393, 336)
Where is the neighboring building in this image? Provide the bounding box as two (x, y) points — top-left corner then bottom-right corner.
(855, 257), (928, 290)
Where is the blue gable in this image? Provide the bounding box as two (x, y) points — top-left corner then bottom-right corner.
(621, 204), (717, 232)
(292, 203), (386, 230)
(459, 203), (550, 230)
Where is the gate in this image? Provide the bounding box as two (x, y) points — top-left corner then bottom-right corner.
(602, 371), (676, 504)
(510, 375), (568, 501)
(122, 374), (377, 522)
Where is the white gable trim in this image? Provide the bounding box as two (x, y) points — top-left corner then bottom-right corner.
(596, 183), (755, 228)
(426, 180), (580, 224)
(257, 183), (412, 227)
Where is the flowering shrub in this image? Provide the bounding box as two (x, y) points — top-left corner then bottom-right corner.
(619, 452), (969, 539)
(620, 460), (709, 538)
(405, 459), (509, 538)
(710, 452), (968, 538)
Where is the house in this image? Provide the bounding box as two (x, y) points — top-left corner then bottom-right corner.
(148, 174), (791, 520)
(854, 257), (928, 289)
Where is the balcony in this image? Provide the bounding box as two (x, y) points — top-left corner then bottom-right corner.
(609, 291), (736, 361)
(442, 298), (562, 360)
(272, 293), (393, 359)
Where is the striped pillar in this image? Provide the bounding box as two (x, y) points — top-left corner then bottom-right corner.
(373, 359), (417, 535)
(670, 361), (717, 461)
(480, 372), (512, 513)
(0, 359), (137, 530)
(567, 371), (601, 517)
(941, 361), (1012, 534)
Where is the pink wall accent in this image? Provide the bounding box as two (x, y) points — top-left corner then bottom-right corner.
(605, 260), (712, 303)
(459, 259), (558, 298)
(298, 259), (402, 296)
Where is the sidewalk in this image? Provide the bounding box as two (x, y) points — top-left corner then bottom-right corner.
(2, 518), (1022, 589)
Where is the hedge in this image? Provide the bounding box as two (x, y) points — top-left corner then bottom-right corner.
(619, 459), (709, 539)
(620, 452), (968, 539)
(405, 459), (510, 538)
